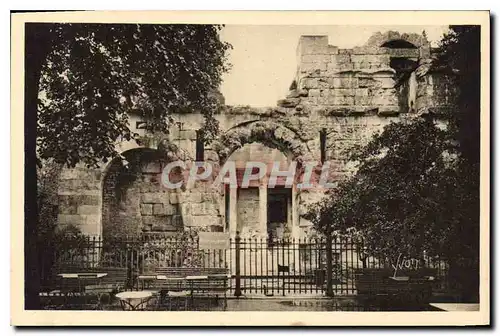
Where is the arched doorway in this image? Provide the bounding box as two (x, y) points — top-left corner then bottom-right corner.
(101, 147), (185, 240)
(213, 120), (314, 165)
(211, 121), (314, 239)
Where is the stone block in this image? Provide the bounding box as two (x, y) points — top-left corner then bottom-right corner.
(352, 61), (371, 70)
(297, 89), (309, 97)
(338, 49), (353, 54)
(286, 90), (300, 98)
(300, 96), (318, 105)
(277, 98), (300, 108)
(326, 45), (339, 54)
(355, 88), (370, 97)
(151, 224), (165, 232)
(355, 93), (373, 106)
(59, 203), (78, 215)
(84, 214), (100, 226)
(58, 179), (99, 193)
(172, 215), (183, 227)
(59, 168), (80, 180)
(327, 62), (354, 72)
(322, 107), (351, 117)
(143, 215), (171, 227)
(142, 215), (154, 226)
(352, 46), (389, 55)
(153, 203), (165, 215)
(325, 95), (355, 106)
(351, 54), (390, 65)
(358, 76), (378, 89)
(202, 193), (219, 203)
(141, 192), (166, 204)
(139, 182), (152, 193)
(319, 89), (332, 97)
(372, 89), (398, 106)
(298, 36), (329, 55)
(180, 215), (193, 227)
(300, 78), (319, 90)
(294, 105), (306, 114)
(209, 225), (224, 232)
(300, 62), (327, 73)
(388, 48), (419, 58)
(187, 215), (221, 228)
(76, 193), (101, 205)
(57, 214), (85, 226)
(178, 129), (197, 140)
(317, 78), (330, 89)
(141, 203), (153, 215)
(187, 192), (202, 203)
(331, 54), (351, 64)
(169, 192), (180, 204)
(378, 107), (401, 116)
(302, 54), (331, 63)
(178, 204), (191, 218)
(77, 205), (100, 215)
(205, 203), (219, 216)
(142, 161), (162, 174)
(78, 221), (100, 236)
(308, 89), (321, 97)
(335, 89), (356, 97)
(329, 76), (358, 89)
(191, 203), (206, 216)
(163, 203), (177, 215)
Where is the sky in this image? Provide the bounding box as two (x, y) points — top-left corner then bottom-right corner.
(219, 25), (449, 107)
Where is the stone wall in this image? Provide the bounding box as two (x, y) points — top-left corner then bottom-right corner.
(100, 148), (224, 239)
(236, 188), (260, 234)
(287, 34), (425, 117)
(57, 165), (102, 236)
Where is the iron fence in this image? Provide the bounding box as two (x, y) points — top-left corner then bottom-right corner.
(41, 233), (453, 297)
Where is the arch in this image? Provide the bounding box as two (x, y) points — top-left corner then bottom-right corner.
(365, 31), (424, 49)
(99, 138), (192, 187)
(100, 142), (190, 240)
(381, 39), (418, 49)
(101, 147), (164, 239)
(213, 121), (314, 240)
(211, 121), (314, 165)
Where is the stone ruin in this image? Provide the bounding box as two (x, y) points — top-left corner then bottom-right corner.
(54, 31), (458, 240)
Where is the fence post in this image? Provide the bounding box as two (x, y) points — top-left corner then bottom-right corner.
(325, 228), (334, 297)
(357, 238), (367, 269)
(234, 231), (242, 297)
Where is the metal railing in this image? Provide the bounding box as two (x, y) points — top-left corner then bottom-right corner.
(41, 232), (453, 297)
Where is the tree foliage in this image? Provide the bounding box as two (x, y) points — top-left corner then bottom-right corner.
(309, 117), (478, 261)
(308, 26), (481, 266)
(34, 23), (232, 168)
(434, 25), (481, 167)
(36, 160), (62, 239)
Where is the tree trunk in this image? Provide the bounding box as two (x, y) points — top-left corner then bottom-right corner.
(24, 23), (52, 310)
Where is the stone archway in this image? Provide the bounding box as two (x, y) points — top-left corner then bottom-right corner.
(211, 120), (314, 165)
(101, 141), (193, 240)
(211, 121), (314, 239)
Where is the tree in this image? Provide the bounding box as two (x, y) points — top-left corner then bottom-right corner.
(31, 23), (232, 168)
(25, 23), (232, 309)
(309, 116), (475, 260)
(308, 26), (481, 301)
(434, 26), (481, 167)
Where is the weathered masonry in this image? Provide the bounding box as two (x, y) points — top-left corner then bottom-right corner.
(56, 31), (457, 240)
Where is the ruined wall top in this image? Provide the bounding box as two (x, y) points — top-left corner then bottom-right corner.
(295, 31), (431, 63)
(363, 31), (429, 48)
(269, 31), (453, 118)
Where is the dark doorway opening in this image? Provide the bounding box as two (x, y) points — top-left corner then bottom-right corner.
(267, 187), (292, 244)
